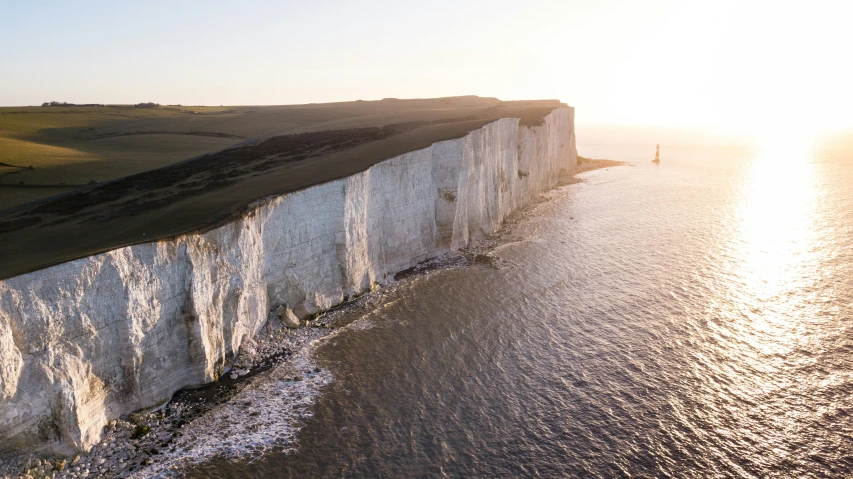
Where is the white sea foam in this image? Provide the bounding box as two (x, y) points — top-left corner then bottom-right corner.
(130, 338), (332, 477)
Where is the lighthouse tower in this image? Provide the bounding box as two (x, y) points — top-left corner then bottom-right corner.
(653, 143), (660, 163)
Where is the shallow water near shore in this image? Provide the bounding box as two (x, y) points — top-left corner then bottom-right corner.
(183, 145), (853, 478)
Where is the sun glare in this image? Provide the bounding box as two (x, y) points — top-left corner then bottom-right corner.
(727, 132), (821, 357)
(754, 123), (815, 167)
(731, 110), (821, 309)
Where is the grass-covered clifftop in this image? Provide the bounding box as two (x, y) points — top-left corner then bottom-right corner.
(0, 105), (244, 208)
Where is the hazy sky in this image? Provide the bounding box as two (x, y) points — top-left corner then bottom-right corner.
(2, 0), (851, 137)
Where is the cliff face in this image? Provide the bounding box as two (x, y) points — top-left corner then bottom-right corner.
(0, 108), (576, 455)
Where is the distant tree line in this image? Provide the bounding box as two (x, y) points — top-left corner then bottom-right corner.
(41, 101), (104, 107)
(40, 102), (161, 108)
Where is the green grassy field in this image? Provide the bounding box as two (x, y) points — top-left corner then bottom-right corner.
(0, 105), (269, 209)
(0, 96), (565, 279)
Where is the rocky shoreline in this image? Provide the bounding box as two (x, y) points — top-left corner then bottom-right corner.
(3, 312), (339, 479)
(3, 242), (513, 479)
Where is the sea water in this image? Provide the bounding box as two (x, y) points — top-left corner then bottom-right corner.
(183, 143), (853, 478)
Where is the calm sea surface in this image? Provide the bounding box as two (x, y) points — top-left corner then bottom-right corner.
(186, 144), (853, 478)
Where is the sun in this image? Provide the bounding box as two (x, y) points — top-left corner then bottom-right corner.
(753, 121), (815, 167)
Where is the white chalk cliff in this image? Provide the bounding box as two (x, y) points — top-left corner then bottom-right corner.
(0, 107), (577, 455)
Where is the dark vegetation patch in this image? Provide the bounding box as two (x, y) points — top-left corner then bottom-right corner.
(130, 424), (151, 439)
(0, 162), (32, 169)
(0, 216), (41, 233)
(28, 125), (404, 219)
(40, 101), (160, 108)
(0, 183), (85, 189)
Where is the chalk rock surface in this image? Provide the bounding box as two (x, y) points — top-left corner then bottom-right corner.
(0, 107), (576, 454)
(276, 306), (300, 329)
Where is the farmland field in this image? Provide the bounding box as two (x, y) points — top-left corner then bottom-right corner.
(0, 104), (314, 209)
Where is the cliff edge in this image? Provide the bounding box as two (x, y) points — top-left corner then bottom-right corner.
(0, 106), (576, 455)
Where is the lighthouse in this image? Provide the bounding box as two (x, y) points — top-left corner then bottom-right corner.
(652, 143), (660, 163)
